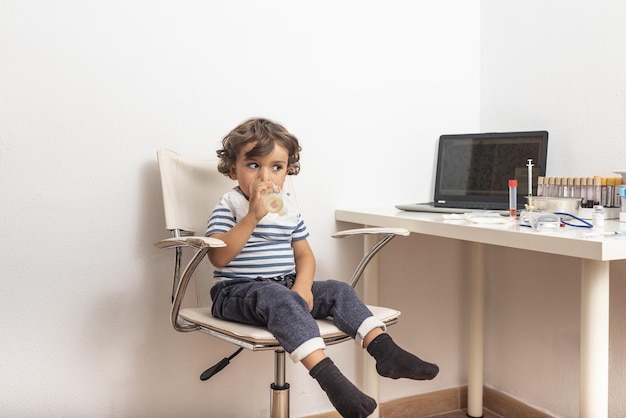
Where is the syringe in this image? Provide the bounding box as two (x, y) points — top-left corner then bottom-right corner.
(527, 159), (534, 209)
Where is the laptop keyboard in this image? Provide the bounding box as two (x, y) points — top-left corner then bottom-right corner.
(437, 201), (507, 211)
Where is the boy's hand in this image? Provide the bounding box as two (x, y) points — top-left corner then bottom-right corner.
(291, 283), (314, 311)
(247, 177), (274, 220)
(291, 239), (316, 312)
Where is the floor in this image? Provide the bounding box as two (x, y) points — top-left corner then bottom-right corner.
(427, 409), (504, 418)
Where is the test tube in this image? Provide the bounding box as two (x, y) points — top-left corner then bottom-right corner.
(581, 177), (588, 207)
(593, 176), (602, 207)
(620, 186), (626, 220)
(567, 177), (574, 198)
(509, 179), (517, 218)
(613, 177), (622, 208)
(537, 176), (545, 197)
(601, 177), (608, 207)
(606, 177), (614, 207)
(586, 177), (595, 208)
(574, 177), (582, 199)
(546, 177), (558, 197)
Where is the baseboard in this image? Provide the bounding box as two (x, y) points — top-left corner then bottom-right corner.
(305, 385), (554, 418)
(378, 386), (469, 417)
(482, 386), (554, 418)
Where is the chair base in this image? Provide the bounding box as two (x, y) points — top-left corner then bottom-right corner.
(271, 349), (290, 417)
(270, 382), (290, 418)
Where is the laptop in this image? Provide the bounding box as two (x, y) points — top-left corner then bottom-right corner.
(396, 131), (549, 214)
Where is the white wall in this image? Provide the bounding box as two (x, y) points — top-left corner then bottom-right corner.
(480, 1), (626, 416)
(0, 1), (479, 417)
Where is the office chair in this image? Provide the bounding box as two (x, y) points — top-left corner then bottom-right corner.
(154, 149), (408, 417)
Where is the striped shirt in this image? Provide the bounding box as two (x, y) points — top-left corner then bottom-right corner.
(205, 187), (310, 280)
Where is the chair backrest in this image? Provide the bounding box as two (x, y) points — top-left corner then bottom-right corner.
(157, 149), (236, 236)
(157, 149), (237, 307)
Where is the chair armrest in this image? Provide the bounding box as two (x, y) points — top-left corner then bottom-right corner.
(154, 236), (226, 250)
(155, 235), (225, 332)
(332, 227), (409, 287)
(332, 227), (409, 238)
(155, 236), (225, 332)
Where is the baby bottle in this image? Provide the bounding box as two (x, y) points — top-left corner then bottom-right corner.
(263, 186), (284, 215)
(258, 168), (285, 216)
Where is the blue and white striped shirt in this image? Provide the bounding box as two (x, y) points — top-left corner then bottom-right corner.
(205, 188), (310, 280)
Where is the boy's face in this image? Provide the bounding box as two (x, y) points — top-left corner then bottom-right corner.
(229, 141), (289, 199)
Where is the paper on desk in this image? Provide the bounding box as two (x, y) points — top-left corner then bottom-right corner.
(443, 212), (512, 224)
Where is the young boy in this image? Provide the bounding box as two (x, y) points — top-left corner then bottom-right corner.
(206, 117), (439, 417)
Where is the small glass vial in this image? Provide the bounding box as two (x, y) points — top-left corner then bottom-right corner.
(592, 205), (605, 228)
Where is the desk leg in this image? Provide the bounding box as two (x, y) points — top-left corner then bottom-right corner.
(363, 234), (380, 418)
(580, 259), (609, 418)
(467, 242), (484, 418)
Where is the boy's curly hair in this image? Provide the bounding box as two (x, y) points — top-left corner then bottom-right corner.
(216, 117), (301, 178)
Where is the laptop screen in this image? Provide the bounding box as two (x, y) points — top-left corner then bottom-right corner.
(434, 131), (548, 209)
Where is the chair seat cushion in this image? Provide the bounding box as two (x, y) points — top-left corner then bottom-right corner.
(179, 305), (400, 345)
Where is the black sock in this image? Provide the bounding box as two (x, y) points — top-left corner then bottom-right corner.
(309, 357), (377, 418)
(366, 333), (439, 380)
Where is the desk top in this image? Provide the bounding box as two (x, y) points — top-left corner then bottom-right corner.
(336, 207), (626, 261)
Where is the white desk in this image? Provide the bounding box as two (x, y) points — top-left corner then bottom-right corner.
(336, 207), (626, 418)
